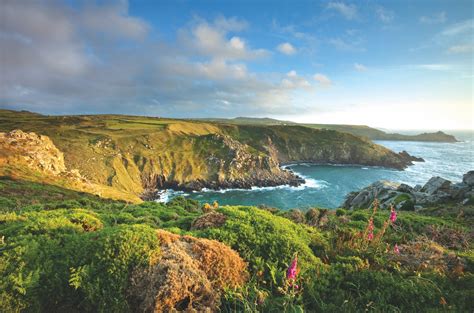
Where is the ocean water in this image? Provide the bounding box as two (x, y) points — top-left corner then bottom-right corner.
(166, 131), (474, 209)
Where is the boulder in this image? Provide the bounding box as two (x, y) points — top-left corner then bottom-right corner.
(462, 171), (474, 186)
(342, 173), (473, 210)
(343, 180), (400, 210)
(421, 177), (452, 195)
(449, 183), (470, 199)
(397, 183), (414, 193)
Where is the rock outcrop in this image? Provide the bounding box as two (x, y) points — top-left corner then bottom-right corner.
(0, 129), (66, 174)
(342, 171), (474, 210)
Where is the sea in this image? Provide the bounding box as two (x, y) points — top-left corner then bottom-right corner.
(160, 131), (474, 210)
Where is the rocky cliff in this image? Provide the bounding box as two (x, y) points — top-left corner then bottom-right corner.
(0, 129), (67, 175)
(0, 110), (422, 201)
(0, 129), (142, 202)
(342, 171), (474, 210)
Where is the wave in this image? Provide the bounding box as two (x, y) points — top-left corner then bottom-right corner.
(285, 162), (387, 169)
(154, 190), (188, 203)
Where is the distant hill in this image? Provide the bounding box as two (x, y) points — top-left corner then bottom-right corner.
(197, 117), (458, 142)
(194, 117), (297, 125)
(302, 124), (458, 142)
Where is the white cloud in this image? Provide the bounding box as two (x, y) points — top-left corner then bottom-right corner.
(287, 70), (297, 78)
(440, 19), (473, 36)
(281, 71), (311, 89)
(375, 7), (394, 23)
(419, 12), (446, 24)
(196, 59), (248, 80)
(80, 2), (149, 40)
(417, 64), (452, 71)
(330, 38), (365, 51)
(354, 63), (367, 72)
(327, 2), (358, 20)
(186, 21), (267, 60)
(277, 42), (296, 55)
(313, 73), (332, 86)
(0, 2), (313, 117)
(213, 16), (248, 32)
(447, 44), (473, 54)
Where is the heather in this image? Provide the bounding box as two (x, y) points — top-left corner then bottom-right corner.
(0, 179), (473, 312)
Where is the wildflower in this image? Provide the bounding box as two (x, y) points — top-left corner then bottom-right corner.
(390, 206), (397, 223)
(367, 232), (374, 241)
(394, 244), (400, 254)
(286, 254), (298, 281)
(368, 217), (374, 231)
(366, 217), (374, 241)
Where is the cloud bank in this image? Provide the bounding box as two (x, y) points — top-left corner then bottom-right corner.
(0, 1), (314, 117)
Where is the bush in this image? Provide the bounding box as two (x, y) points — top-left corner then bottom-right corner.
(193, 206), (327, 276)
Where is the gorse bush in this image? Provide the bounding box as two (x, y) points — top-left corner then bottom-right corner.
(0, 208), (160, 312)
(193, 206), (327, 273)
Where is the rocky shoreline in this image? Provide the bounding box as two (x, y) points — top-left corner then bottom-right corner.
(342, 171), (474, 210)
(141, 168), (305, 200)
(142, 150), (425, 200)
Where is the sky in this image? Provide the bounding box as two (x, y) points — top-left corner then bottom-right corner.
(0, 0), (473, 130)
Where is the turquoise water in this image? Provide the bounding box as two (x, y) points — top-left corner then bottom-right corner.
(168, 131), (474, 209)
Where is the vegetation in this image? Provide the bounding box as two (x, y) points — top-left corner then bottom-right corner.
(1, 179), (472, 312)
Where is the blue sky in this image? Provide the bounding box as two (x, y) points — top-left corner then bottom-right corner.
(1, 0), (472, 129)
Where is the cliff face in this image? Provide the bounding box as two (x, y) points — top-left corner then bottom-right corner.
(0, 129), (141, 202)
(0, 110), (421, 200)
(0, 129), (67, 175)
(221, 125), (419, 169)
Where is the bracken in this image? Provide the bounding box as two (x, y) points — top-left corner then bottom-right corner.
(128, 230), (248, 312)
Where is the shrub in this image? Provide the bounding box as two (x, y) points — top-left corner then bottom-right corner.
(193, 206), (327, 277)
(69, 224), (161, 312)
(128, 230), (247, 312)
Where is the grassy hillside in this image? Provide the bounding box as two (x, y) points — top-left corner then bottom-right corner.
(197, 116), (458, 142)
(0, 110), (416, 202)
(0, 179), (472, 312)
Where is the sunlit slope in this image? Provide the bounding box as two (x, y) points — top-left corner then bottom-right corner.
(0, 110), (416, 200)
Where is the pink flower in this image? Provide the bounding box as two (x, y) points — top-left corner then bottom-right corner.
(390, 207), (397, 223)
(368, 218), (374, 231)
(367, 232), (374, 241)
(286, 254), (298, 280)
(394, 244), (400, 254)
